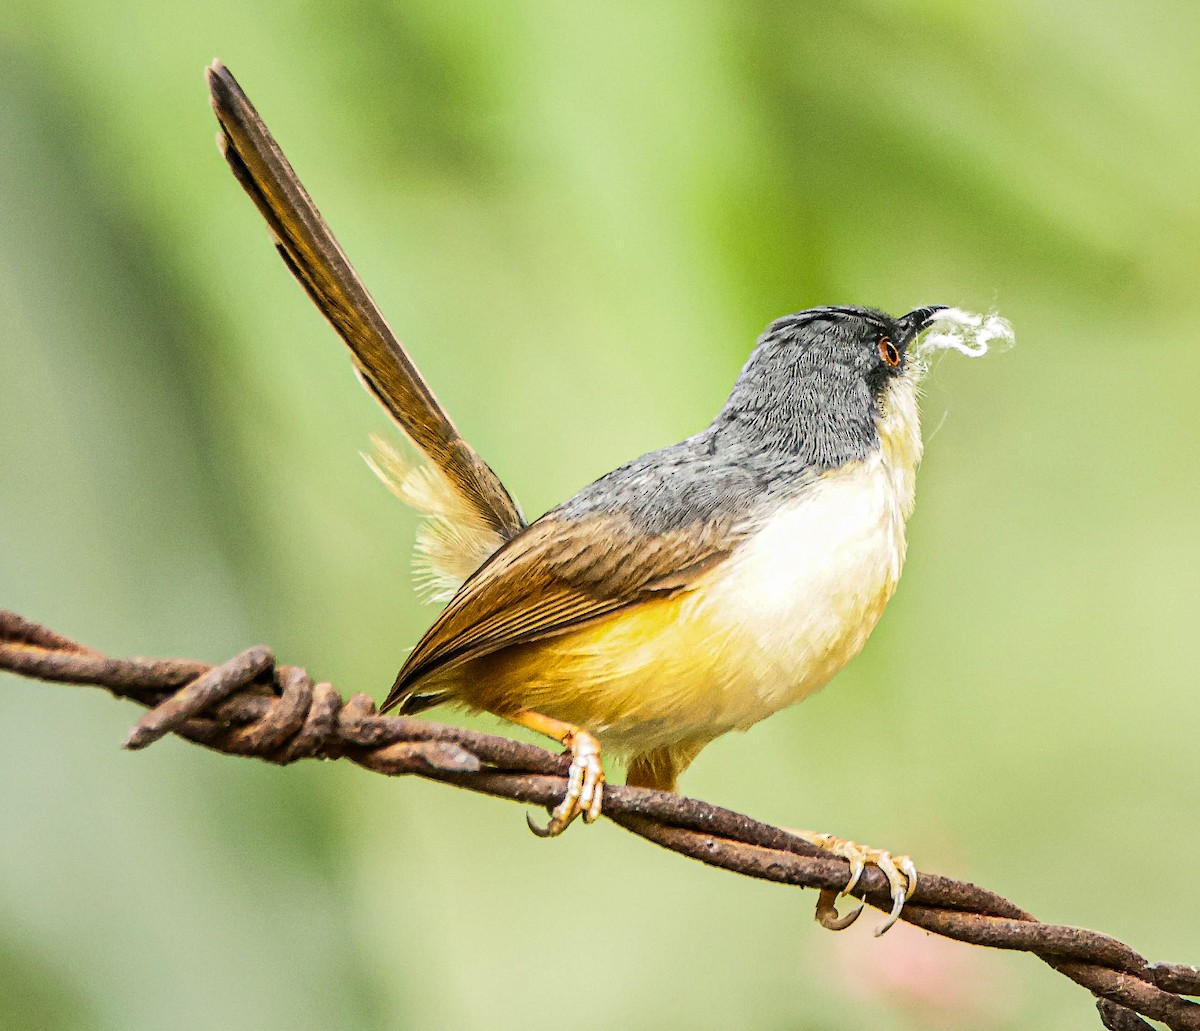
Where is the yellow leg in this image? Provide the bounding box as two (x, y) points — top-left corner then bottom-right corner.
(787, 829), (918, 936)
(625, 739), (709, 793)
(507, 709), (604, 837)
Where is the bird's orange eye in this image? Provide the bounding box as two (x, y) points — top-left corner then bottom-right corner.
(879, 337), (900, 367)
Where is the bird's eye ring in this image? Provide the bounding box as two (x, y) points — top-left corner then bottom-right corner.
(878, 337), (900, 367)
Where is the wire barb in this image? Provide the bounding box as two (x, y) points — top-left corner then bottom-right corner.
(1, 609), (1197, 1030)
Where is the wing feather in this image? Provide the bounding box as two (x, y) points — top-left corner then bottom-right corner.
(382, 510), (742, 709)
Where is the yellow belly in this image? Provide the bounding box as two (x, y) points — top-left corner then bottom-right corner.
(446, 452), (909, 755)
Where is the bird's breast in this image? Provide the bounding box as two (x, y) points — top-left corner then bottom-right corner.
(692, 449), (910, 716)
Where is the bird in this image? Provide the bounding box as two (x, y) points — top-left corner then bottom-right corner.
(207, 59), (959, 931)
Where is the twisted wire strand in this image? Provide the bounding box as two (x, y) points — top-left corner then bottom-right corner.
(1, 609), (1196, 1030)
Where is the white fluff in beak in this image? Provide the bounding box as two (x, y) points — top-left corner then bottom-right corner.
(915, 307), (1015, 361)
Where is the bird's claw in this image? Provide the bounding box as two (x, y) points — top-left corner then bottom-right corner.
(814, 889), (865, 931)
(526, 729), (604, 837)
(791, 830), (918, 936)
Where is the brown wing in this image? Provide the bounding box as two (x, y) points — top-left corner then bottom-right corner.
(381, 509), (742, 710)
(206, 61), (523, 541)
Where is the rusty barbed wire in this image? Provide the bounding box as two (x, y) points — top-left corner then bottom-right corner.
(1, 608), (1196, 1030)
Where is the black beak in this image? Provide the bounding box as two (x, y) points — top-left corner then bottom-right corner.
(896, 305), (947, 345)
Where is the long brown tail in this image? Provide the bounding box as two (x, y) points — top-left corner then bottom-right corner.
(206, 60), (525, 544)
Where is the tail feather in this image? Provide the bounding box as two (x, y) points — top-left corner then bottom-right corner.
(365, 434), (505, 601)
(206, 60), (525, 570)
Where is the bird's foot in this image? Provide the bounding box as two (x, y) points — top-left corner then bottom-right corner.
(788, 829), (918, 936)
(526, 728), (605, 837)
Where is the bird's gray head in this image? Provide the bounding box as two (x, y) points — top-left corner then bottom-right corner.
(710, 304), (945, 470)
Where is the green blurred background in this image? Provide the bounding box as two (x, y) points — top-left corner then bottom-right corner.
(2, 2), (1198, 1028)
